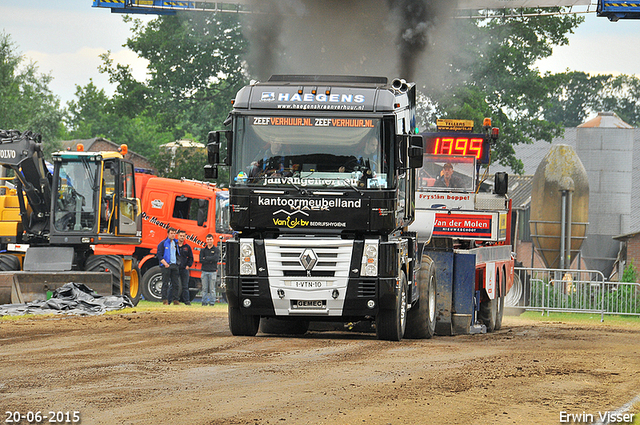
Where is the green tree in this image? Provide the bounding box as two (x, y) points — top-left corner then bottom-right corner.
(102, 13), (247, 140)
(621, 259), (638, 283)
(544, 72), (640, 128)
(66, 79), (174, 159)
(420, 10), (584, 174)
(93, 13), (248, 180)
(0, 32), (64, 149)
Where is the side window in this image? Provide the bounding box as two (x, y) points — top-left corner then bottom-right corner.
(122, 161), (135, 199)
(172, 196), (209, 223)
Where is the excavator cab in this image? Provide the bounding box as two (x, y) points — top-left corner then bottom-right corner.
(49, 151), (141, 245)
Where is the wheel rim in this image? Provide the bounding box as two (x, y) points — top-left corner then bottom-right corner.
(130, 269), (140, 298)
(505, 273), (523, 307)
(428, 275), (436, 324)
(400, 276), (407, 334)
(150, 274), (163, 299)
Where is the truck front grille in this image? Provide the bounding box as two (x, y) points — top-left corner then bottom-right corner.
(264, 239), (353, 278)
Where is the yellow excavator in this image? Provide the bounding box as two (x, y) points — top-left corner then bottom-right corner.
(0, 130), (142, 305)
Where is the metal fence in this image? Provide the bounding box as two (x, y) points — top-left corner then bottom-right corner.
(508, 267), (640, 320)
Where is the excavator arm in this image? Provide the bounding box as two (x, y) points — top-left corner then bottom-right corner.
(0, 130), (53, 241)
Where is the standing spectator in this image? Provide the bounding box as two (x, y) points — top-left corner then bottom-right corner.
(177, 230), (194, 306)
(157, 227), (180, 305)
(199, 234), (220, 306)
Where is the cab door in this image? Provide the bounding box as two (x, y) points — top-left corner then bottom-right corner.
(118, 160), (139, 235)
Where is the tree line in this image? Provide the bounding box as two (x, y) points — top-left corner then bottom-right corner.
(1, 9), (639, 179)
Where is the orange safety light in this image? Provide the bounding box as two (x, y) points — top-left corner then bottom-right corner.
(119, 144), (128, 155)
(483, 118), (492, 128)
(76, 144), (84, 152)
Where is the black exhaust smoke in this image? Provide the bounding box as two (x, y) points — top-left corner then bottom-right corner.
(244, 0), (457, 82)
(387, 0), (458, 81)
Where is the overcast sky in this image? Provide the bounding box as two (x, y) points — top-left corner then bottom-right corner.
(1, 1), (640, 106)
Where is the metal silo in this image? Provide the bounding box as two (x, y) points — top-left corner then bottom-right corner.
(530, 145), (589, 269)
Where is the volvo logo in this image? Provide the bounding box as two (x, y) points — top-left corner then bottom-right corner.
(299, 248), (318, 272)
(0, 149), (16, 159)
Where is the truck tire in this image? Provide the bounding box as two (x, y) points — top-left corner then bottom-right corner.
(376, 270), (408, 341)
(405, 255), (437, 339)
(494, 272), (505, 331)
(141, 266), (163, 302)
(0, 254), (21, 271)
(85, 255), (139, 306)
(260, 317), (309, 335)
(85, 254), (123, 294)
(479, 288), (498, 332)
(228, 306), (260, 336)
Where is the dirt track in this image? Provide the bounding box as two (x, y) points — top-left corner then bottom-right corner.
(1, 307), (639, 425)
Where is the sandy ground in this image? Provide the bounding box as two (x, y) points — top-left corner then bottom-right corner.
(1, 307), (639, 425)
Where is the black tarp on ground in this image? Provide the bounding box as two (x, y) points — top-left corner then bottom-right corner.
(0, 282), (133, 316)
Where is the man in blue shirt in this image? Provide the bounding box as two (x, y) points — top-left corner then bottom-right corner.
(157, 227), (181, 305)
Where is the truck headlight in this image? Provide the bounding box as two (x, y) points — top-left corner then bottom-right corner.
(240, 239), (257, 276)
(361, 240), (378, 277)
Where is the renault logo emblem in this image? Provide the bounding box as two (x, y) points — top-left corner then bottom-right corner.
(299, 249), (318, 271)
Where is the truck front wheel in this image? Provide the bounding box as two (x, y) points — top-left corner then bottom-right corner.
(376, 271), (408, 341)
(405, 255), (437, 339)
(228, 306), (260, 336)
(141, 266), (163, 302)
(85, 255), (141, 306)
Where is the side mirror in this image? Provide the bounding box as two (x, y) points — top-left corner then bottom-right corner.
(494, 172), (508, 195)
(222, 130), (233, 166)
(204, 164), (218, 180)
(408, 135), (424, 169)
(207, 131), (220, 165)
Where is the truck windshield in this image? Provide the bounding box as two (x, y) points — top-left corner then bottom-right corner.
(53, 159), (98, 232)
(232, 115), (387, 189)
(417, 155), (476, 192)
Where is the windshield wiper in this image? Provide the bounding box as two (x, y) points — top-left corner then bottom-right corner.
(341, 177), (363, 195)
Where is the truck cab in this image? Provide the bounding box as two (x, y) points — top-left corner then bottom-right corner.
(94, 175), (232, 302)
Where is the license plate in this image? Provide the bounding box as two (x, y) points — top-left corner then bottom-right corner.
(292, 281), (324, 288)
(292, 300), (325, 309)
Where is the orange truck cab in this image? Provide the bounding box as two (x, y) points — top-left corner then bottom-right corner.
(94, 172), (232, 301)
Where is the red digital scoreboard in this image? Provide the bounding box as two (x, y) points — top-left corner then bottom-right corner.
(422, 132), (490, 165)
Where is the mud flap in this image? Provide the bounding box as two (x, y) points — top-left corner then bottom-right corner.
(424, 250), (476, 335)
(0, 272), (112, 304)
(451, 253), (476, 335)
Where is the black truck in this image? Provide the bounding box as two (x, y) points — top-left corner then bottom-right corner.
(206, 75), (435, 341)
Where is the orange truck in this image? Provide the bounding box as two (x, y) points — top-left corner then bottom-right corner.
(95, 173), (232, 302)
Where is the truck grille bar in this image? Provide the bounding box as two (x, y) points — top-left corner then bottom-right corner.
(264, 239), (353, 278)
